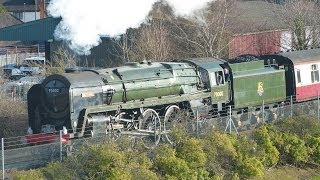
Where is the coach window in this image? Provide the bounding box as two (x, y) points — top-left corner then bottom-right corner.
(296, 69), (301, 83)
(215, 71), (225, 85)
(311, 64), (319, 83)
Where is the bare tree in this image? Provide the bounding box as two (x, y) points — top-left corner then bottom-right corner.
(46, 45), (77, 74)
(129, 0), (176, 62)
(111, 0), (250, 62)
(274, 0), (320, 50)
(130, 22), (175, 61)
(107, 1), (176, 62)
(109, 0), (241, 61)
(110, 31), (133, 63)
(169, 0), (238, 58)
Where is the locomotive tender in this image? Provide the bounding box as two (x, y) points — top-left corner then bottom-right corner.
(27, 49), (320, 144)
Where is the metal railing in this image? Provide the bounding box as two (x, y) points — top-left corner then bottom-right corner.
(0, 45), (45, 67)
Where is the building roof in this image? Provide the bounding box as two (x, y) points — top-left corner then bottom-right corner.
(0, 17), (60, 41)
(0, 13), (22, 45)
(229, 1), (285, 34)
(0, 13), (22, 28)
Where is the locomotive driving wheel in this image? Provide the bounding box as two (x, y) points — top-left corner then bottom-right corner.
(163, 105), (180, 144)
(139, 109), (161, 149)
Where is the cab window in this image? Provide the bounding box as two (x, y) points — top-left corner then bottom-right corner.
(215, 71), (225, 85)
(199, 68), (210, 89)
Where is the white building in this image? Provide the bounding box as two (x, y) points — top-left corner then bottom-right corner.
(1, 0), (48, 22)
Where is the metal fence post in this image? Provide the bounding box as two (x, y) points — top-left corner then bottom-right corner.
(290, 95), (293, 118)
(228, 106), (232, 134)
(196, 108), (199, 138)
(5, 49), (8, 65)
(60, 130), (63, 162)
(262, 100), (265, 123)
(317, 91), (320, 121)
(225, 106), (230, 132)
(229, 106), (232, 133)
(15, 46), (17, 64)
(37, 44), (40, 57)
(2, 138), (4, 180)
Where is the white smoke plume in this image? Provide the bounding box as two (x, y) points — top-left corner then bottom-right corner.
(48, 0), (212, 55)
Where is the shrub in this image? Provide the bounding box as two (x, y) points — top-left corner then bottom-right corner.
(12, 169), (44, 180)
(0, 95), (27, 137)
(306, 136), (320, 164)
(235, 156), (264, 178)
(203, 132), (264, 179)
(203, 132), (237, 178)
(283, 133), (309, 164)
(267, 121), (310, 165)
(176, 138), (209, 179)
(78, 143), (131, 179)
(41, 162), (75, 180)
(276, 116), (320, 139)
(176, 138), (206, 168)
(254, 126), (280, 167)
(232, 135), (265, 179)
(123, 148), (157, 180)
(154, 144), (192, 179)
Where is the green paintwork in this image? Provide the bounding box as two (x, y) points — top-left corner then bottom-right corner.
(126, 85), (182, 101)
(99, 61), (199, 103)
(84, 91), (212, 115)
(230, 60), (286, 108)
(211, 85), (229, 103)
(231, 60), (264, 73)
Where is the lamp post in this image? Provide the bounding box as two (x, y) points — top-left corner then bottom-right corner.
(23, 2), (26, 22)
(34, 0), (37, 20)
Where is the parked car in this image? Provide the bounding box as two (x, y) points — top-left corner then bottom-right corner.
(2, 64), (25, 80)
(21, 56), (47, 75)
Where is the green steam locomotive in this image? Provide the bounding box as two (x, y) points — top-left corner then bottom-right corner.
(27, 50), (295, 146)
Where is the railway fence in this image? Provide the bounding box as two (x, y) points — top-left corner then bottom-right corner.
(0, 45), (45, 67)
(0, 95), (319, 179)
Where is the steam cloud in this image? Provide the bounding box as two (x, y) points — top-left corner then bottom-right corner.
(48, 0), (212, 55)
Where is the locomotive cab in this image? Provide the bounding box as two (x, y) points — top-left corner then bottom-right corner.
(183, 58), (230, 111)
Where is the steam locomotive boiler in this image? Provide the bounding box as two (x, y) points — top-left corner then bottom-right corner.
(27, 58), (231, 145)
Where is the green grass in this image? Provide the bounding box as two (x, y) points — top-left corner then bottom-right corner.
(311, 176), (320, 180)
(263, 166), (320, 180)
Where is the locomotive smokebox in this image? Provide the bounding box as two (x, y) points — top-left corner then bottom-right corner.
(27, 74), (71, 133)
